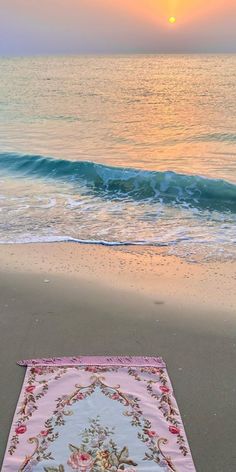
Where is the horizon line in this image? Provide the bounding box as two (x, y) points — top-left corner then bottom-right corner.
(1, 51), (236, 58)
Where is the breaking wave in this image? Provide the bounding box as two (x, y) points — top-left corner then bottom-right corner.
(0, 152), (236, 213)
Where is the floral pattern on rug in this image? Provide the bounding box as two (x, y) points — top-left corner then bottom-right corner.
(127, 367), (188, 456)
(43, 415), (138, 472)
(2, 358), (196, 472)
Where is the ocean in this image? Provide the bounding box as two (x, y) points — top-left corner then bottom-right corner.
(0, 55), (236, 261)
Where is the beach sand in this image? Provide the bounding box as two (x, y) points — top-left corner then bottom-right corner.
(0, 243), (236, 471)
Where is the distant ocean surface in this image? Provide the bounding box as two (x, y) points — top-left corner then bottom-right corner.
(0, 55), (236, 261)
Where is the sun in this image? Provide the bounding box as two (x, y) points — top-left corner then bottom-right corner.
(168, 16), (176, 24)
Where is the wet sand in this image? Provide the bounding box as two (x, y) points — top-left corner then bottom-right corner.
(0, 243), (236, 471)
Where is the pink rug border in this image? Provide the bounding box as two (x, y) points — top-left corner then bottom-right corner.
(17, 355), (166, 367)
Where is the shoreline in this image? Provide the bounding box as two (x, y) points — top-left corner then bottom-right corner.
(0, 243), (236, 471)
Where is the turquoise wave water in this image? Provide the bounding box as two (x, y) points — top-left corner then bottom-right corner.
(0, 152), (235, 213)
(0, 57), (236, 260)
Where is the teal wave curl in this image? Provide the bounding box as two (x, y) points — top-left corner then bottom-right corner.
(0, 152), (235, 213)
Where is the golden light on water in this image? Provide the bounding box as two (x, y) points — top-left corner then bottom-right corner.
(168, 16), (176, 24)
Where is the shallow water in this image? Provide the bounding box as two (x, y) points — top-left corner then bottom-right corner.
(0, 55), (236, 261)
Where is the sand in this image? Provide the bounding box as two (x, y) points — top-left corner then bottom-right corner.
(0, 243), (236, 471)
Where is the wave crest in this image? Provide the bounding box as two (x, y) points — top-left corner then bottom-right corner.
(0, 152), (236, 213)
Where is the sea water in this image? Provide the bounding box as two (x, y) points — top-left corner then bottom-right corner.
(0, 55), (235, 261)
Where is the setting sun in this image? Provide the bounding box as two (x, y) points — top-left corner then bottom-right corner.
(168, 16), (176, 24)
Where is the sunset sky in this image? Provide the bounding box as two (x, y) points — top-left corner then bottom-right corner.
(0, 0), (236, 55)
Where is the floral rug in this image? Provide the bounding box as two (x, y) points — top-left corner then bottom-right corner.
(2, 356), (196, 472)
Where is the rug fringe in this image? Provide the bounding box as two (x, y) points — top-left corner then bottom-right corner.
(17, 356), (166, 368)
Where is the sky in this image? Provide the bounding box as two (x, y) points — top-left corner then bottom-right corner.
(0, 0), (236, 55)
